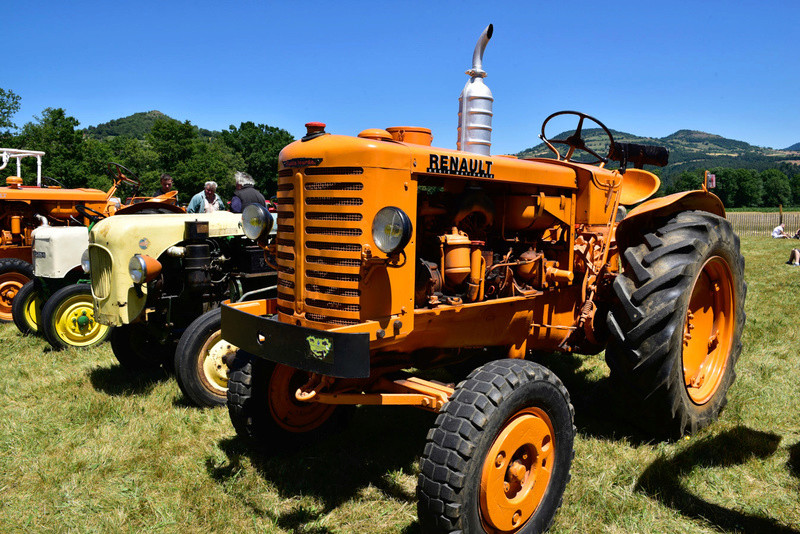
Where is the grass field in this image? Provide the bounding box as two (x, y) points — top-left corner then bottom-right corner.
(1, 235), (799, 533)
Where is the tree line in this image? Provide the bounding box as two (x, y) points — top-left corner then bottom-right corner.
(663, 165), (800, 208)
(0, 88), (294, 205)
(3, 87), (800, 209)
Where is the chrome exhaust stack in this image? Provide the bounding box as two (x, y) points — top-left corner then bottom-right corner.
(457, 24), (494, 155)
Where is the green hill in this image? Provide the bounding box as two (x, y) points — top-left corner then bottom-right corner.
(517, 127), (800, 184)
(784, 142), (800, 151)
(84, 111), (219, 140)
(84, 110), (170, 139)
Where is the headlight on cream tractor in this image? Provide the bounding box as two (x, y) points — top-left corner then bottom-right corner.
(81, 250), (91, 274)
(372, 207), (412, 255)
(128, 254), (162, 284)
(242, 203), (274, 240)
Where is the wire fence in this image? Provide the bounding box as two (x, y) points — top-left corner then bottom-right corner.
(726, 212), (800, 236)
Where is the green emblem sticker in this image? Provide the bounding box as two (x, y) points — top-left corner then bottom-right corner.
(307, 335), (332, 361)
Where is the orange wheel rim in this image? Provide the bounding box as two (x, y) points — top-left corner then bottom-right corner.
(268, 364), (336, 433)
(0, 272), (30, 320)
(480, 407), (555, 533)
(682, 256), (735, 405)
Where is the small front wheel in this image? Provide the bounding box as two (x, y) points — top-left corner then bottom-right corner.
(418, 359), (575, 533)
(41, 284), (112, 350)
(174, 308), (236, 407)
(110, 323), (172, 369)
(12, 280), (43, 335)
(227, 351), (352, 451)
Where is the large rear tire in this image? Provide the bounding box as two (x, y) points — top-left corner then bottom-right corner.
(12, 280), (43, 335)
(227, 351), (352, 450)
(41, 284), (112, 350)
(418, 359), (575, 533)
(0, 258), (33, 323)
(606, 210), (746, 438)
(174, 308), (236, 407)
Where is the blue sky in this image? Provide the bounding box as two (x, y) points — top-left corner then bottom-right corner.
(5, 1), (799, 155)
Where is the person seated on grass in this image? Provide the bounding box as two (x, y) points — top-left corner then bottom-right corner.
(787, 249), (800, 266)
(793, 228), (800, 239)
(772, 223), (791, 238)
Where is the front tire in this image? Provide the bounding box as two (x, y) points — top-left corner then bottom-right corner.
(0, 258), (33, 323)
(606, 211), (746, 438)
(110, 323), (171, 369)
(227, 351), (352, 450)
(417, 359), (575, 533)
(41, 284), (112, 350)
(174, 308), (236, 407)
(12, 280), (43, 335)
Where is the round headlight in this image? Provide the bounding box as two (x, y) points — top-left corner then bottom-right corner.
(372, 207), (412, 254)
(128, 255), (147, 284)
(242, 203), (274, 240)
(81, 249), (91, 274)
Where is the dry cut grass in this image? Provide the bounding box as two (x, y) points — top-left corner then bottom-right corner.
(0, 234), (798, 533)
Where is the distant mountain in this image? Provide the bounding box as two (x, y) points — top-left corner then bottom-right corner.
(517, 127), (800, 183)
(84, 110), (219, 140)
(784, 142), (800, 151)
(84, 110), (170, 139)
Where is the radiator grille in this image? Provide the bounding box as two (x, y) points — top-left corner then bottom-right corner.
(306, 212), (362, 222)
(306, 197), (363, 206)
(305, 167), (364, 176)
(306, 226), (362, 237)
(306, 284), (360, 297)
(88, 245), (112, 299)
(306, 242), (361, 252)
(307, 255), (361, 267)
(275, 171), (365, 327)
(305, 182), (364, 191)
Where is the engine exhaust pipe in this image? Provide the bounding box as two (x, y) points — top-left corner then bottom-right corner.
(458, 24), (494, 156)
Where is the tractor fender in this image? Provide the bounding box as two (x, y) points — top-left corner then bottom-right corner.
(615, 190), (725, 250)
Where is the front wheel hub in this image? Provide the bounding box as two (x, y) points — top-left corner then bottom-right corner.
(480, 407), (555, 532)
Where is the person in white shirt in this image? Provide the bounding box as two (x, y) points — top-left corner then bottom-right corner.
(187, 181), (224, 213)
(772, 223), (790, 239)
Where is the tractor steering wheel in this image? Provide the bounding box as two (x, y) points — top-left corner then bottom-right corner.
(42, 176), (65, 188)
(106, 162), (141, 196)
(540, 111), (615, 165)
(75, 204), (106, 224)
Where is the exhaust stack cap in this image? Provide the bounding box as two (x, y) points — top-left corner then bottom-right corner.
(457, 24), (494, 156)
(303, 122), (327, 142)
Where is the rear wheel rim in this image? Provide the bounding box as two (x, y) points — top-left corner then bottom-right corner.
(197, 330), (235, 395)
(53, 294), (109, 346)
(0, 272), (29, 321)
(682, 256), (735, 405)
(268, 364), (337, 433)
(480, 407), (555, 533)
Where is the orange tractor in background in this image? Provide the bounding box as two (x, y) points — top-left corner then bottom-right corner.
(0, 152), (172, 322)
(220, 25), (745, 533)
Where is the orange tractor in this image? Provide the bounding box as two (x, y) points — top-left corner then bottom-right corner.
(0, 153), (174, 323)
(220, 25), (745, 533)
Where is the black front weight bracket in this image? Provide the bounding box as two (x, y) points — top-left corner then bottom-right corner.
(221, 303), (371, 378)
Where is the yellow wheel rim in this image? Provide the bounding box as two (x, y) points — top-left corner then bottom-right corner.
(682, 256), (735, 405)
(198, 329), (236, 394)
(480, 407), (555, 533)
(23, 290), (42, 331)
(0, 272), (29, 322)
(53, 293), (109, 346)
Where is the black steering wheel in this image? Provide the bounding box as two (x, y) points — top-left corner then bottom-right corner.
(106, 162), (141, 196)
(75, 204), (106, 224)
(42, 175), (64, 188)
(540, 111), (615, 165)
